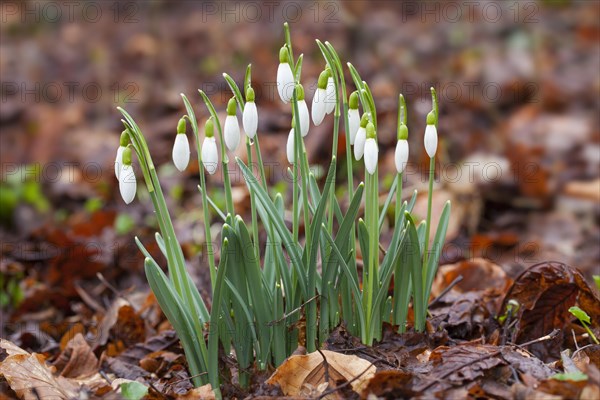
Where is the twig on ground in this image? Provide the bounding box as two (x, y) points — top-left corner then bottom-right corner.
(428, 275), (463, 307)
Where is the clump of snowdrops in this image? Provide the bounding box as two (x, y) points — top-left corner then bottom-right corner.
(115, 23), (450, 397)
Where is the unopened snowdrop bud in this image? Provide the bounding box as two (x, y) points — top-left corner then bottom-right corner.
(172, 118), (190, 171)
(363, 122), (378, 175)
(353, 113), (369, 160)
(311, 69), (330, 126)
(224, 97), (240, 151)
(424, 111), (437, 158)
(202, 118), (218, 175)
(242, 87), (258, 139)
(395, 124), (409, 174)
(277, 46), (295, 103)
(348, 91), (360, 145)
(296, 84), (310, 137)
(115, 130), (130, 179)
(325, 68), (336, 114)
(119, 146), (136, 204)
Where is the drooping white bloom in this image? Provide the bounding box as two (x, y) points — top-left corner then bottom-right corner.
(354, 114), (369, 160)
(224, 115), (240, 151)
(277, 46), (294, 103)
(311, 69), (330, 126)
(395, 139), (409, 173)
(364, 138), (378, 175)
(424, 124), (438, 158)
(354, 126), (366, 160)
(119, 164), (136, 204)
(119, 165), (136, 204)
(325, 76), (335, 114)
(224, 98), (240, 151)
(114, 130), (130, 179)
(348, 109), (360, 145)
(201, 137), (218, 175)
(347, 91), (360, 144)
(298, 99), (310, 137)
(243, 101), (258, 139)
(286, 128), (295, 164)
(311, 88), (327, 126)
(172, 134), (190, 171)
(119, 146), (136, 204)
(114, 146), (125, 179)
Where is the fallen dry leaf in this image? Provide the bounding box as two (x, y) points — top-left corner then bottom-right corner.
(175, 383), (216, 400)
(267, 350), (375, 397)
(500, 262), (600, 361)
(432, 258), (512, 297)
(52, 333), (99, 378)
(0, 339), (79, 400)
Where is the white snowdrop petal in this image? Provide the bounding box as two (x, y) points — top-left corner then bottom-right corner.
(114, 146), (124, 179)
(286, 129), (295, 164)
(172, 134), (190, 172)
(395, 139), (409, 173)
(354, 127), (366, 160)
(277, 63), (295, 103)
(224, 115), (240, 151)
(311, 88), (327, 126)
(364, 138), (378, 175)
(348, 109), (360, 145)
(201, 137), (218, 175)
(242, 101), (258, 139)
(325, 77), (335, 114)
(424, 124), (438, 158)
(119, 164), (136, 204)
(298, 100), (310, 137)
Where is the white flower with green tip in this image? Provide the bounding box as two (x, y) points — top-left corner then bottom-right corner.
(224, 97), (240, 151)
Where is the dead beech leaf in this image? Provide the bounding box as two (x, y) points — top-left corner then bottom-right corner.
(0, 340), (78, 400)
(431, 258), (512, 297)
(500, 262), (600, 361)
(52, 333), (99, 378)
(175, 383), (216, 400)
(267, 350), (375, 397)
(413, 344), (505, 394)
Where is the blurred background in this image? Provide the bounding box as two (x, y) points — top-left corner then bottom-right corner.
(1, 0), (598, 336)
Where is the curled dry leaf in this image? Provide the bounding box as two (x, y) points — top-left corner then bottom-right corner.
(266, 349), (376, 397)
(52, 333), (99, 378)
(500, 261), (600, 361)
(431, 258), (512, 298)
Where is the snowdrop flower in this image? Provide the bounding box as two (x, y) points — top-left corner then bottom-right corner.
(363, 122), (378, 175)
(286, 129), (296, 164)
(119, 146), (136, 204)
(395, 124), (409, 174)
(296, 84), (310, 137)
(353, 113), (369, 160)
(201, 118), (218, 175)
(424, 111), (437, 158)
(224, 97), (240, 152)
(242, 87), (258, 139)
(277, 45), (295, 103)
(325, 69), (336, 114)
(347, 91), (360, 145)
(114, 130), (130, 179)
(311, 69), (329, 126)
(172, 117), (190, 172)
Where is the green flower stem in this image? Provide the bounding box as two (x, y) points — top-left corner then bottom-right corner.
(181, 94), (217, 290)
(422, 88), (438, 300)
(322, 41), (358, 336)
(198, 90), (234, 216)
(119, 107), (210, 385)
(422, 156), (435, 282)
(291, 88), (315, 352)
